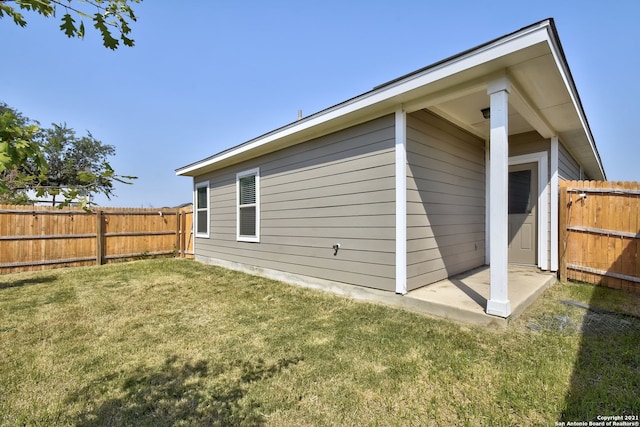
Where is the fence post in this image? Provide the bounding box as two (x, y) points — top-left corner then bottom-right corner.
(180, 210), (186, 258)
(175, 208), (180, 258)
(559, 183), (568, 283)
(96, 210), (104, 265)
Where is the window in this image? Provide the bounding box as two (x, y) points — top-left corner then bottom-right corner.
(508, 170), (532, 214)
(195, 181), (210, 237)
(236, 168), (260, 242)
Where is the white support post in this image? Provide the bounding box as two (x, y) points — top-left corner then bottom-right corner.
(486, 76), (511, 318)
(395, 109), (408, 294)
(485, 141), (490, 265)
(550, 136), (559, 271)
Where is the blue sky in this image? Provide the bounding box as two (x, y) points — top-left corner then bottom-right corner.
(1, 1), (639, 207)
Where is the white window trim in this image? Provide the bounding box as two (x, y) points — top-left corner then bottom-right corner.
(236, 167), (260, 242)
(194, 180), (210, 238)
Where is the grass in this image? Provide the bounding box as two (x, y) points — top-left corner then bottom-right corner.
(1, 259), (639, 426)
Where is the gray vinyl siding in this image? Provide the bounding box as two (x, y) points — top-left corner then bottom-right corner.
(194, 115), (397, 291)
(508, 131), (550, 157)
(406, 110), (486, 291)
(558, 142), (581, 180)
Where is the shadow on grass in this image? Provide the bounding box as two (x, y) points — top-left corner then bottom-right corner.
(69, 354), (303, 426)
(560, 285), (640, 421)
(0, 275), (58, 290)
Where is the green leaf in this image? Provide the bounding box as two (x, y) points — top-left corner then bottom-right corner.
(0, 4), (28, 27)
(60, 13), (77, 37)
(2, 1), (140, 50)
(76, 170), (96, 183)
(15, 0), (55, 16)
(122, 34), (134, 47)
(93, 13), (119, 50)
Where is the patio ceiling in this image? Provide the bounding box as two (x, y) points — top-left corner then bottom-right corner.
(426, 52), (573, 140)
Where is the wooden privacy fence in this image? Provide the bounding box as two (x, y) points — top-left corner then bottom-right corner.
(560, 181), (640, 293)
(0, 204), (193, 274)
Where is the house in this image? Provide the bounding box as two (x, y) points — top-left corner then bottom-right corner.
(24, 188), (94, 207)
(176, 18), (605, 318)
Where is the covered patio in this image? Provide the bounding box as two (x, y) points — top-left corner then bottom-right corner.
(405, 265), (557, 328)
(391, 20), (604, 318)
(287, 265), (557, 328)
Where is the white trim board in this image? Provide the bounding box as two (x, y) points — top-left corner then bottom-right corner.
(550, 137), (559, 271)
(395, 109), (408, 295)
(485, 141), (491, 265)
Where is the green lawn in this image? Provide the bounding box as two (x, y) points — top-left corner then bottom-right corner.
(1, 259), (638, 426)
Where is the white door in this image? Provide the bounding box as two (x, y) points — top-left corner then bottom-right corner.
(508, 163), (537, 265)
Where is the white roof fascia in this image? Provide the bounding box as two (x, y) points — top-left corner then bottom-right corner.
(176, 21), (553, 177)
(544, 26), (606, 180)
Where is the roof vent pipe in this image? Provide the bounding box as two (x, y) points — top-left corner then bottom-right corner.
(297, 109), (303, 120)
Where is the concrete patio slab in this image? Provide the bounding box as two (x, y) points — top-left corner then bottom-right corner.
(405, 265), (557, 328)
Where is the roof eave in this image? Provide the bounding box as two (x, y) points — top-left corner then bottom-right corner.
(176, 18), (606, 181)
(545, 20), (606, 180)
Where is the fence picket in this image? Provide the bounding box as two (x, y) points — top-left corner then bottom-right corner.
(630, 182), (640, 291)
